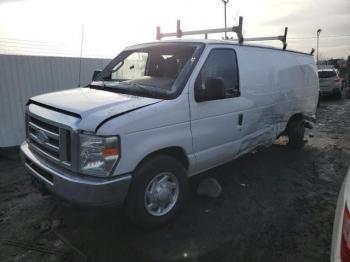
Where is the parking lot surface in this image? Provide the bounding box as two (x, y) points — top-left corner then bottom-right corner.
(1, 97), (350, 262)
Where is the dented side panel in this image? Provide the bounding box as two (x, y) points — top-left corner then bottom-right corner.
(187, 44), (318, 175)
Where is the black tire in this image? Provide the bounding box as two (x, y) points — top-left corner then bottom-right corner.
(287, 119), (305, 149)
(126, 155), (188, 228)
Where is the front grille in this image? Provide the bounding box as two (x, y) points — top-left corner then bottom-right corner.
(27, 114), (71, 165)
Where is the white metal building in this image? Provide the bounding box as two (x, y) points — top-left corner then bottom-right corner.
(0, 54), (110, 147)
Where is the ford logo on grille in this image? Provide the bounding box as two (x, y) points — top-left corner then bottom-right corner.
(36, 129), (49, 144)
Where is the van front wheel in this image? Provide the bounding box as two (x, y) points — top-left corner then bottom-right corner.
(126, 155), (188, 228)
(287, 119), (305, 149)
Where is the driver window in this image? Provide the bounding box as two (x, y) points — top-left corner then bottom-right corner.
(195, 49), (239, 99)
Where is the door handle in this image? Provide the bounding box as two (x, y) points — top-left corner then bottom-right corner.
(238, 113), (243, 126)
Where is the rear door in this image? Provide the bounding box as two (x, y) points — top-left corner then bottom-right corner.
(189, 46), (250, 174)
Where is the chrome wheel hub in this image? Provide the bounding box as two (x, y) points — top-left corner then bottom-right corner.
(144, 172), (179, 216)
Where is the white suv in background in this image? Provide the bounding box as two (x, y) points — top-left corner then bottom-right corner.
(318, 69), (342, 99)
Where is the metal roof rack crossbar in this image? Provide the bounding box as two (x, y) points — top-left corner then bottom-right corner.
(156, 16), (288, 50)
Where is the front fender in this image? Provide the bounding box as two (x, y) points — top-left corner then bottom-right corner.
(115, 121), (194, 175)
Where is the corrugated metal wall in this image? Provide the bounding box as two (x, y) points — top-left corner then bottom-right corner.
(0, 54), (111, 147)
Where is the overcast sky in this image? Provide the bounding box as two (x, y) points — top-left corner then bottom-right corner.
(0, 0), (349, 59)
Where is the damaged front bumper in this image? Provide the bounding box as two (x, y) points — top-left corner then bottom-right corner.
(20, 141), (132, 207)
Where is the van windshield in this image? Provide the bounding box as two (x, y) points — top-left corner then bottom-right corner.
(90, 43), (204, 99)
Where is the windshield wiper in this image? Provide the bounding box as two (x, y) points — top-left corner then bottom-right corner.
(88, 82), (128, 94)
(125, 83), (157, 97)
(88, 81), (157, 98)
(88, 83), (105, 89)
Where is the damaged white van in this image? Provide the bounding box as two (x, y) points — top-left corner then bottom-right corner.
(21, 39), (319, 227)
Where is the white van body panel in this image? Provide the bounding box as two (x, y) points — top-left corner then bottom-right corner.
(188, 45), (253, 174)
(186, 44), (318, 175)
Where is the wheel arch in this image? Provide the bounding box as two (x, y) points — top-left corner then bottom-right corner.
(285, 113), (304, 130)
(288, 113), (304, 123)
(134, 146), (190, 173)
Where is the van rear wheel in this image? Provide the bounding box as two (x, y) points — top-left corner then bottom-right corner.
(126, 155), (188, 228)
(287, 119), (305, 149)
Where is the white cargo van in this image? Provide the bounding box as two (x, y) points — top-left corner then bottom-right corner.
(21, 38), (319, 227)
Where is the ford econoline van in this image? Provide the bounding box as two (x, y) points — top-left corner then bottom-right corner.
(21, 39), (319, 227)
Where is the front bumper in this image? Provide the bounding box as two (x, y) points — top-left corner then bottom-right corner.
(20, 141), (132, 207)
(320, 87), (341, 95)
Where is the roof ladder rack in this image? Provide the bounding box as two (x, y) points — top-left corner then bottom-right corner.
(156, 16), (288, 50)
(244, 26), (288, 50)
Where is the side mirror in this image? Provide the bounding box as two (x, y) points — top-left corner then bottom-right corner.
(92, 69), (102, 81)
(196, 77), (226, 102)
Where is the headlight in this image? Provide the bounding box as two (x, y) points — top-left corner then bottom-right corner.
(79, 134), (120, 177)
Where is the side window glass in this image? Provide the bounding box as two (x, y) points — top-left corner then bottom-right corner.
(195, 49), (239, 101)
(111, 52), (148, 80)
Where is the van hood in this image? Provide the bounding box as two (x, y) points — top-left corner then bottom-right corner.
(30, 87), (162, 131)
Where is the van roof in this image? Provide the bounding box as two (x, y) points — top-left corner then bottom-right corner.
(130, 38), (312, 56)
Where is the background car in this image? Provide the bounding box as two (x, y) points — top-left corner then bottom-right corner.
(318, 68), (343, 99)
(331, 167), (350, 262)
